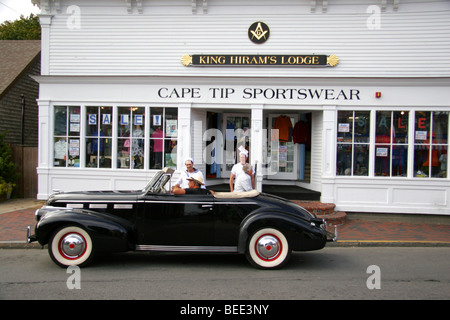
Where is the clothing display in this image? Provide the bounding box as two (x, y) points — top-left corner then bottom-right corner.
(293, 120), (311, 146)
(273, 115), (293, 142)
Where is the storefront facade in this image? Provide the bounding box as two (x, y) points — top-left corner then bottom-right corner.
(34, 0), (450, 215)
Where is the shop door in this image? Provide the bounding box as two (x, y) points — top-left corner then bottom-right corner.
(268, 114), (298, 180)
(222, 113), (251, 178)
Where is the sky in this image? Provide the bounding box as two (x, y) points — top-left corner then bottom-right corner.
(0, 0), (41, 24)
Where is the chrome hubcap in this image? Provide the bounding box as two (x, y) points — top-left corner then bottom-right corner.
(60, 233), (86, 258)
(256, 235), (281, 260)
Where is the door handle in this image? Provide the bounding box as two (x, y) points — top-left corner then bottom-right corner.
(201, 204), (213, 208)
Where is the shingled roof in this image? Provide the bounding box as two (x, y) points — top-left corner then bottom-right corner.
(0, 40), (41, 98)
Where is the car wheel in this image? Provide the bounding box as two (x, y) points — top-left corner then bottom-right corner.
(48, 225), (94, 268)
(246, 227), (291, 269)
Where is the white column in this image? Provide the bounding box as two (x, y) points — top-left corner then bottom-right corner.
(251, 105), (264, 192)
(36, 99), (51, 199)
(38, 14), (53, 75)
(177, 104), (192, 170)
(321, 106), (337, 203)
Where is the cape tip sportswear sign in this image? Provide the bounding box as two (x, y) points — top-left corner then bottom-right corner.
(181, 54), (339, 67)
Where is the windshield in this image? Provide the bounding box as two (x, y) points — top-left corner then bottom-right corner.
(142, 167), (175, 193)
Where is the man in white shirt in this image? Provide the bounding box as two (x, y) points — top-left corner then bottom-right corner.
(229, 151), (254, 192)
(172, 157), (206, 190)
(233, 163), (253, 192)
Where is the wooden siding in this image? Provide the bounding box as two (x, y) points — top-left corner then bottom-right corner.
(47, 0), (450, 77)
(12, 146), (38, 198)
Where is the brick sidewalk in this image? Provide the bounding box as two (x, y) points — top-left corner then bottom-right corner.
(337, 218), (450, 243)
(0, 208), (37, 242)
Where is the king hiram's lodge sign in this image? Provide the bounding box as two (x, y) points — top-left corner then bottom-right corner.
(181, 54), (339, 67)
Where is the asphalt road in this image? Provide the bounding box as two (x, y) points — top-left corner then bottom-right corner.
(1, 247), (449, 301)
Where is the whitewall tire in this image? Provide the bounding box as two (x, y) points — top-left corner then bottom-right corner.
(246, 227), (291, 269)
(49, 225), (94, 268)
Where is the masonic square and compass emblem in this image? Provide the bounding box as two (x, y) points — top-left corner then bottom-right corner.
(248, 21), (270, 44)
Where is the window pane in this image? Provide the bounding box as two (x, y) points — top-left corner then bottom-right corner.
(435, 146), (447, 178)
(376, 111), (391, 144)
(54, 106), (80, 167)
(54, 106), (67, 136)
(164, 139), (177, 168)
(337, 144), (352, 175)
(375, 145), (390, 176)
(337, 111), (353, 143)
(414, 145), (429, 177)
(354, 144), (369, 176)
(433, 112), (448, 144)
(100, 107), (113, 137)
(99, 139), (112, 168)
(118, 138), (131, 168)
(86, 106), (113, 168)
(86, 106), (98, 136)
(415, 111), (430, 144)
(118, 107), (131, 138)
(392, 145), (408, 177)
(54, 137), (67, 167)
(354, 111), (370, 143)
(165, 108), (178, 138)
(394, 111), (408, 143)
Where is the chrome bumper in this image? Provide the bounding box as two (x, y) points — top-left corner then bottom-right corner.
(26, 226), (37, 245)
(323, 220), (338, 242)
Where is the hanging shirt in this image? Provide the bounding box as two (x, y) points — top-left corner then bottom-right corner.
(273, 116), (293, 142)
(293, 120), (311, 146)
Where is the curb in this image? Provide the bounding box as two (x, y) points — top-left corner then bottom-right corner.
(327, 240), (450, 247)
(0, 241), (43, 249)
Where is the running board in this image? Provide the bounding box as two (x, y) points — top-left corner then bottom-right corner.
(135, 245), (238, 253)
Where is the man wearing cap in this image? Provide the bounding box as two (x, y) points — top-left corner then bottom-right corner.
(172, 173), (212, 195)
(229, 151), (254, 192)
(173, 157), (206, 190)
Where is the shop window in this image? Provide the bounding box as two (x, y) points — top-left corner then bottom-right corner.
(414, 111), (448, 178)
(337, 111), (370, 176)
(149, 107), (178, 169)
(375, 111), (409, 177)
(117, 107), (145, 169)
(53, 106), (81, 167)
(86, 106), (113, 168)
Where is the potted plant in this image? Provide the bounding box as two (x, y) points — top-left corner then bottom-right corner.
(0, 133), (19, 200)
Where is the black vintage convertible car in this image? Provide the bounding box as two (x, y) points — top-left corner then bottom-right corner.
(27, 168), (336, 269)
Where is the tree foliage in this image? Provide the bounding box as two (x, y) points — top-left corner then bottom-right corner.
(0, 132), (19, 194)
(0, 14), (41, 40)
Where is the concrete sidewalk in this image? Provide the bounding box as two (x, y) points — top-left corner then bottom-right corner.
(1, 198), (450, 248)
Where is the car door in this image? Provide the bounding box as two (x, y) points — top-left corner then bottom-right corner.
(139, 194), (215, 247)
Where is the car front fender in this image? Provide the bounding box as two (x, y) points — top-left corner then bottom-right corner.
(35, 208), (135, 253)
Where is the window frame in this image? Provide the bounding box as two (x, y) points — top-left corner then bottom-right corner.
(51, 105), (178, 171)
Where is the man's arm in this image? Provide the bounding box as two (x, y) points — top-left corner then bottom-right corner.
(172, 185), (186, 195)
(229, 173), (235, 192)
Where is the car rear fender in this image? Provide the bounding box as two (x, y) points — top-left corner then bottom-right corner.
(35, 208), (135, 252)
